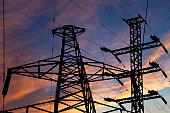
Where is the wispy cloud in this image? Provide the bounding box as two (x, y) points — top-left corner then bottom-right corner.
(0, 0), (170, 112)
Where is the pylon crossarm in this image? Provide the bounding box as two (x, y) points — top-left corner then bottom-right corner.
(10, 55), (61, 77)
(2, 56), (61, 96)
(87, 66), (162, 82)
(141, 66), (162, 74)
(82, 56), (128, 72)
(101, 41), (161, 56)
(0, 99), (55, 113)
(123, 14), (145, 24)
(105, 93), (161, 105)
(4, 64), (161, 84)
(52, 25), (85, 38)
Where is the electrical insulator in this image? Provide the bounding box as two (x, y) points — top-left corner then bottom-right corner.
(2, 68), (12, 96)
(81, 28), (85, 32)
(101, 47), (111, 52)
(162, 70), (168, 78)
(117, 79), (124, 86)
(149, 62), (159, 68)
(148, 90), (158, 95)
(161, 96), (167, 104)
(52, 29), (57, 36)
(104, 98), (115, 102)
(150, 35), (160, 42)
(161, 45), (168, 53)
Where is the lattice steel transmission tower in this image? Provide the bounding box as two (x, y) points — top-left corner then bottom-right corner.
(52, 25), (96, 113)
(102, 14), (168, 113)
(2, 25), (133, 113)
(125, 15), (144, 112)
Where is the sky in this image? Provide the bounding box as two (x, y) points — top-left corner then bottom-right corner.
(0, 0), (170, 112)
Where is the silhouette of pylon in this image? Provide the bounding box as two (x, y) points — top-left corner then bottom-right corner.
(52, 25), (96, 113)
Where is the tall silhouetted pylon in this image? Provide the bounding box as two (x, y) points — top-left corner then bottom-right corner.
(52, 25), (96, 113)
(102, 14), (168, 113)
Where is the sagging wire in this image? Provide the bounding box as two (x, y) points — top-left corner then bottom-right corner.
(123, 0), (155, 35)
(144, 106), (152, 113)
(152, 100), (168, 113)
(122, 0), (138, 14)
(111, 0), (132, 18)
(101, 44), (130, 96)
(142, 0), (149, 44)
(156, 52), (170, 82)
(50, 0), (56, 111)
(9, 0), (53, 22)
(149, 49), (170, 83)
(5, 1), (51, 31)
(70, 0), (129, 46)
(152, 73), (166, 87)
(2, 0), (6, 112)
(102, 0), (123, 19)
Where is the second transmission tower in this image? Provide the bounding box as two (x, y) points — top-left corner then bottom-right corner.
(102, 14), (168, 113)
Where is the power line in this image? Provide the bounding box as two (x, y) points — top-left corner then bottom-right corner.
(102, 0), (123, 19)
(102, 0), (160, 70)
(2, 0), (6, 112)
(144, 106), (152, 113)
(142, 0), (149, 44)
(0, 41), (37, 62)
(9, 0), (52, 22)
(6, 18), (108, 112)
(122, 0), (138, 14)
(7, 20), (102, 72)
(80, 36), (101, 47)
(6, 20), (60, 50)
(152, 73), (166, 86)
(111, 0), (132, 18)
(2, 0), (6, 82)
(70, 0), (128, 46)
(153, 100), (168, 113)
(6, 0), (116, 63)
(7, 0), (143, 70)
(122, 0), (155, 35)
(5, 1), (51, 31)
(104, 0), (170, 91)
(81, 35), (130, 71)
(50, 0), (56, 111)
(70, 0), (137, 71)
(102, 0), (160, 66)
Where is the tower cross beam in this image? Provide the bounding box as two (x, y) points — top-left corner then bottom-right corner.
(102, 41), (161, 56)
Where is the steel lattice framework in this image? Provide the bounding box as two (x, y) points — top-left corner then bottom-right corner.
(2, 24), (167, 113)
(102, 14), (168, 113)
(53, 25), (96, 113)
(2, 25), (133, 113)
(125, 15), (145, 113)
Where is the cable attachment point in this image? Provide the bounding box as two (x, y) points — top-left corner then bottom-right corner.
(149, 62), (159, 68)
(100, 47), (111, 52)
(52, 29), (56, 37)
(150, 35), (168, 53)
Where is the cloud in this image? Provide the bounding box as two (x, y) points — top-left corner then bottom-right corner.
(1, 0), (170, 112)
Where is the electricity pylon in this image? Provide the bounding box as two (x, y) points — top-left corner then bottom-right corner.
(102, 14), (168, 113)
(52, 25), (96, 113)
(2, 25), (132, 113)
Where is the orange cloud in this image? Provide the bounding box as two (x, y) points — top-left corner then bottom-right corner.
(1, 0), (169, 112)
